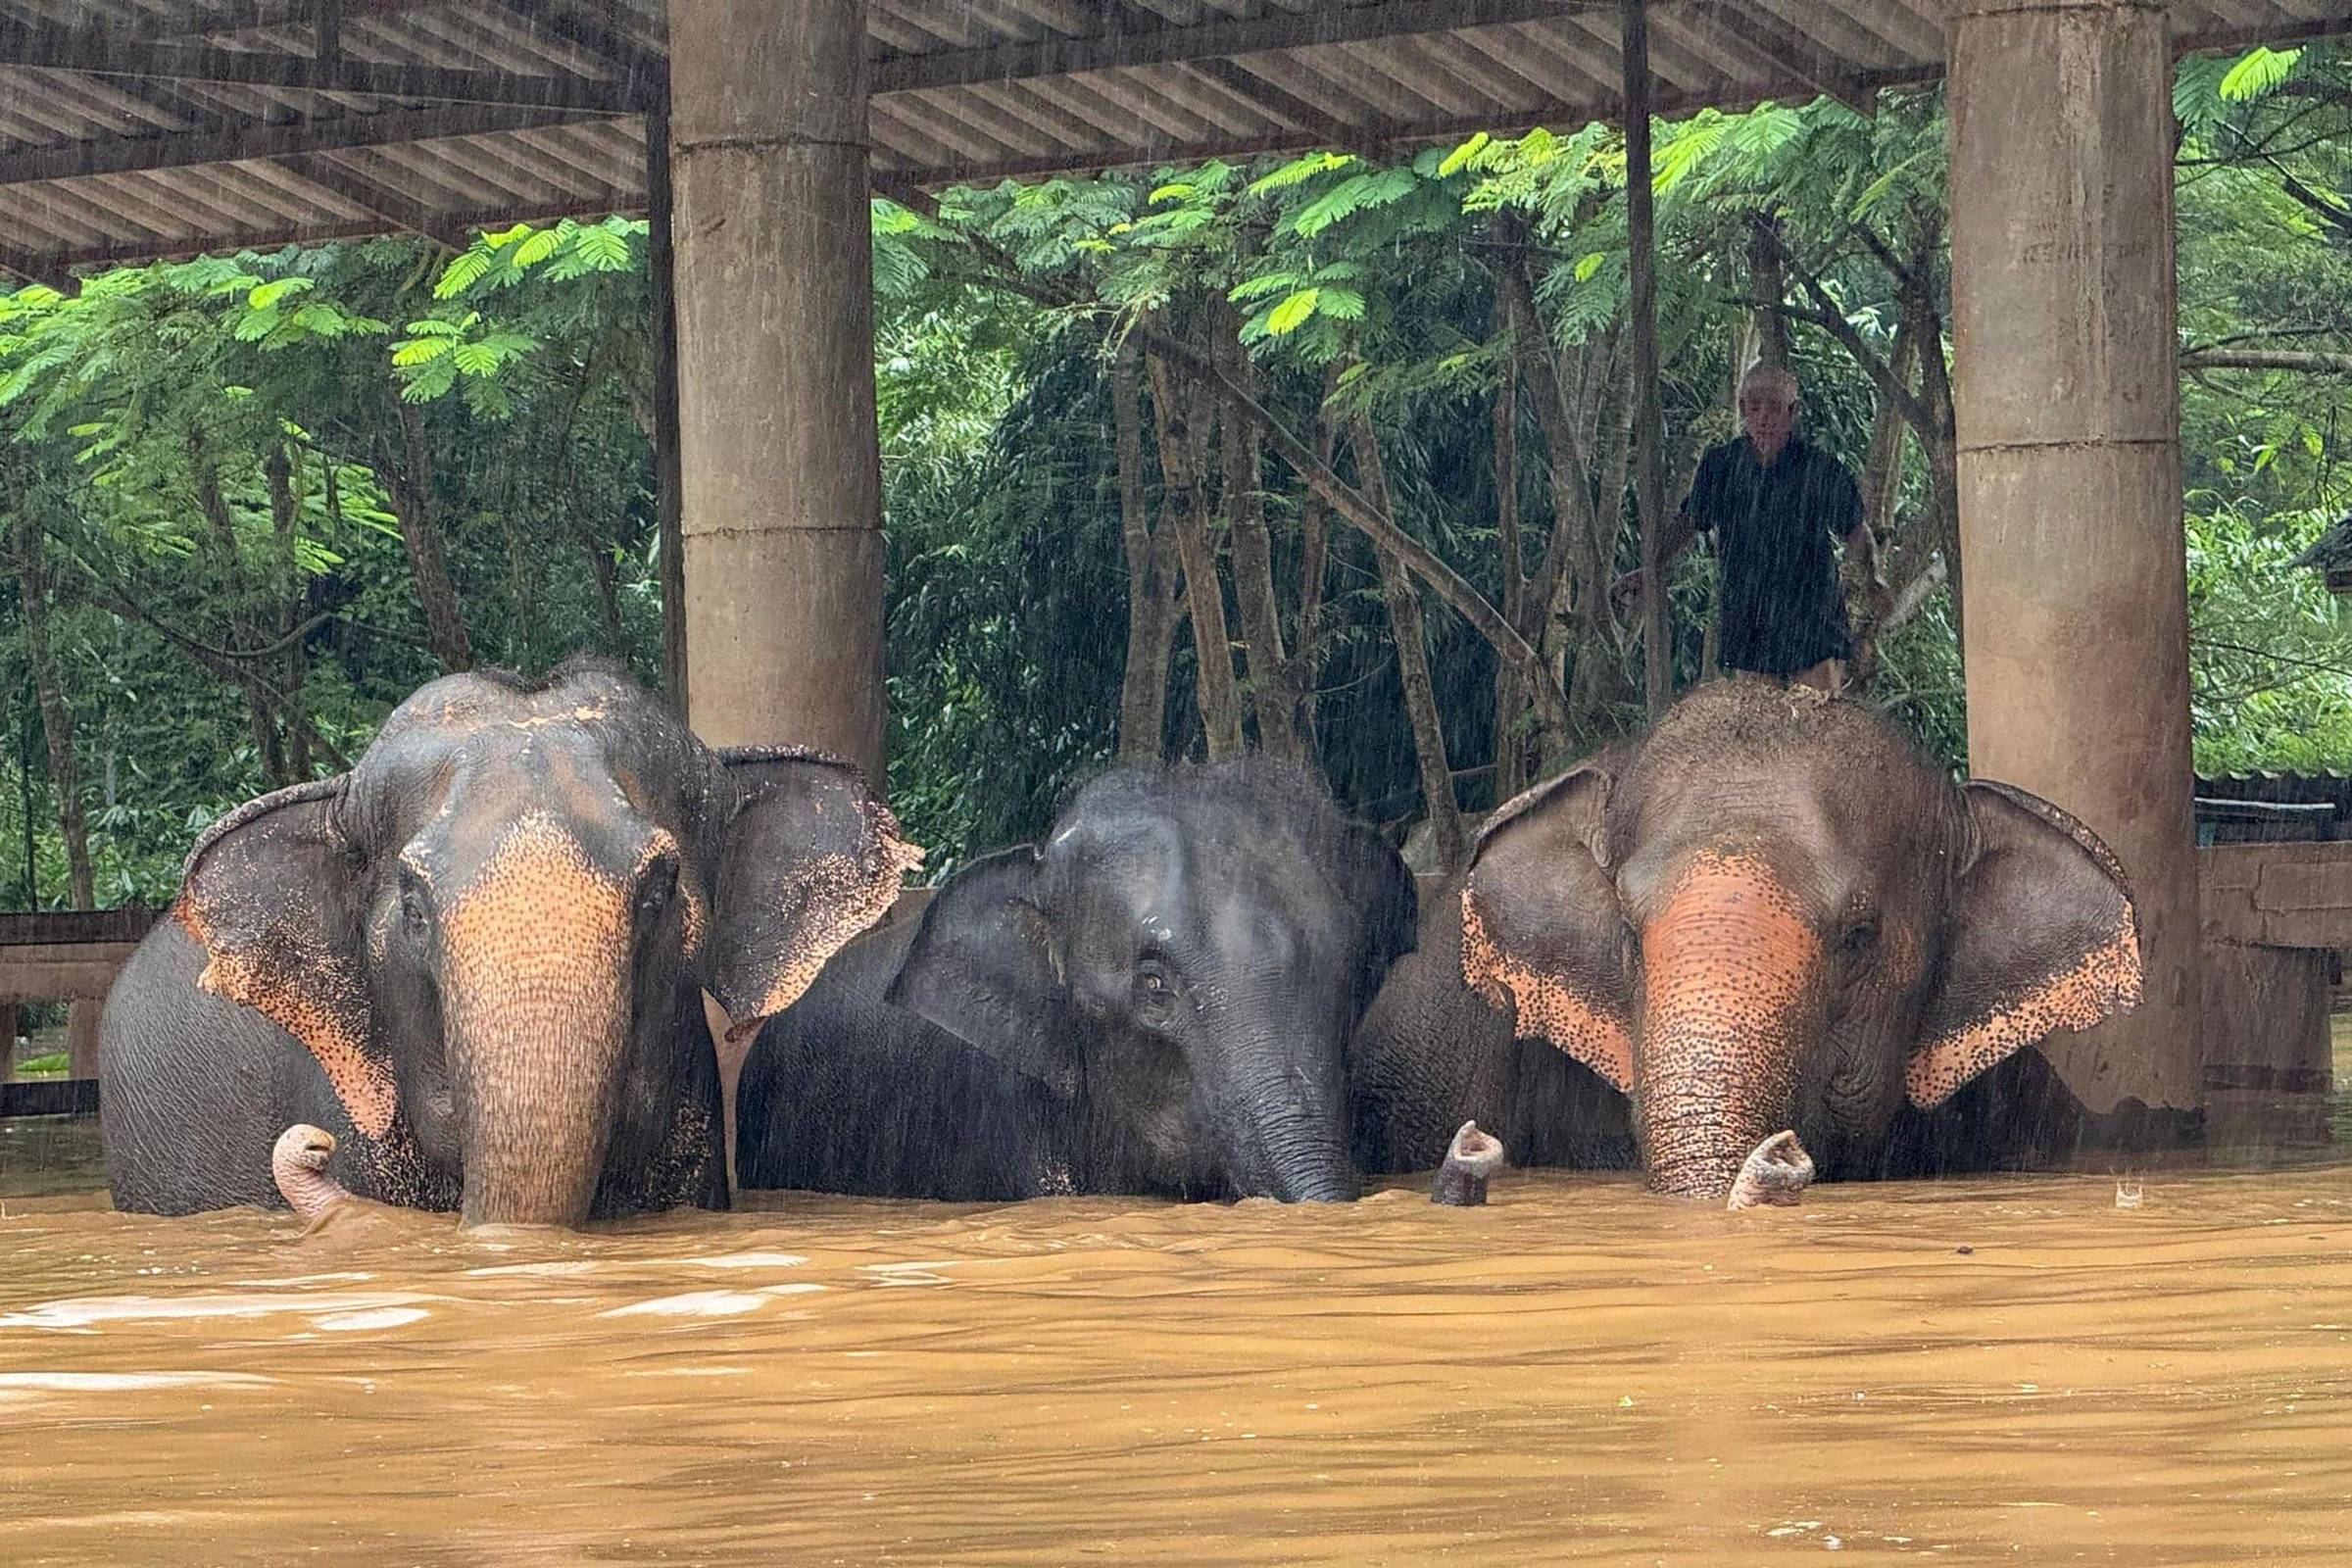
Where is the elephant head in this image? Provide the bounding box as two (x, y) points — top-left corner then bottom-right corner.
(887, 762), (1416, 1202)
(1460, 681), (2139, 1201)
(174, 659), (919, 1226)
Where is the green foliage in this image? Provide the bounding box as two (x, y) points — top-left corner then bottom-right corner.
(1, 38), (2346, 906)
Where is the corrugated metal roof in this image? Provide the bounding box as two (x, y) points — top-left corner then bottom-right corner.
(1, 1), (2345, 277)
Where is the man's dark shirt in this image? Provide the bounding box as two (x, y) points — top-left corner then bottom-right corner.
(1684, 435), (1862, 676)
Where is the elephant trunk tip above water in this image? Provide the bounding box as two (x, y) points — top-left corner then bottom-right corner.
(1360, 677), (2146, 1203)
(102, 655), (921, 1229)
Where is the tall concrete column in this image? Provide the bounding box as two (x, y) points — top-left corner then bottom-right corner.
(1947, 0), (2199, 1114)
(668, 0), (885, 778)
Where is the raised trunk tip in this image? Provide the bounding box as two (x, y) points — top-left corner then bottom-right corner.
(1432, 1119), (1505, 1206)
(1725, 1130), (1815, 1211)
(271, 1123), (351, 1221)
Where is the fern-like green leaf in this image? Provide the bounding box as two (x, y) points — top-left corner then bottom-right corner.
(1316, 287), (1365, 320)
(1250, 152), (1353, 196)
(1265, 288), (1319, 335)
(246, 276), (315, 310)
(2219, 46), (2301, 103)
(1438, 132), (1491, 178)
(511, 227), (564, 269)
(433, 248), (495, 299)
(391, 335), (457, 367)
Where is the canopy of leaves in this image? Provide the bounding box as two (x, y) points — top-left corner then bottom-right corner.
(0, 41), (2344, 906)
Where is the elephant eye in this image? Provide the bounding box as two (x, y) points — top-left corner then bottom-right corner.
(1839, 919), (1879, 956)
(1133, 957), (1180, 1013)
(399, 880), (429, 934)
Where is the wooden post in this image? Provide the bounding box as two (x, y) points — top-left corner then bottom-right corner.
(1623, 0), (1670, 719)
(1947, 0), (2200, 1115)
(646, 88), (688, 710)
(668, 0), (885, 778)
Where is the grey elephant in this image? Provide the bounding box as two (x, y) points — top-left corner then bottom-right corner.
(1351, 679), (2142, 1201)
(100, 659), (919, 1226)
(738, 760), (1418, 1202)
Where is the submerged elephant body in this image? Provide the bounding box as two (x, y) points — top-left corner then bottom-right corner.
(102, 659), (918, 1227)
(740, 760), (1418, 1202)
(1353, 680), (2142, 1201)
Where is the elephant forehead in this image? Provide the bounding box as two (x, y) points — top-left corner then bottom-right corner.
(435, 813), (663, 969)
(1641, 850), (1825, 1011)
(353, 711), (691, 839)
(394, 750), (672, 881)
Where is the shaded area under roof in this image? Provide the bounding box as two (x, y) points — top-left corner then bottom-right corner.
(0, 0), (2347, 279)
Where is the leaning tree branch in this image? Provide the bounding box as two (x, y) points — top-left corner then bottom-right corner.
(1128, 322), (1573, 733)
(1749, 227), (1940, 437)
(43, 551), (353, 771)
(2179, 348), (2352, 373)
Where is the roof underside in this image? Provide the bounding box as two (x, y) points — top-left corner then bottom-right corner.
(1, 0), (2345, 278)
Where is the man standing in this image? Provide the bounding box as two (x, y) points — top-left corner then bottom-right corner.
(1618, 364), (1878, 692)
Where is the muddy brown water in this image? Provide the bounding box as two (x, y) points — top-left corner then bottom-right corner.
(5, 1127), (2351, 1567)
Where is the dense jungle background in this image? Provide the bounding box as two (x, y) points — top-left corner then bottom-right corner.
(1, 42), (2347, 907)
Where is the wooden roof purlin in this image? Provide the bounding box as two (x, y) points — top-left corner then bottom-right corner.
(1, 1), (2349, 280)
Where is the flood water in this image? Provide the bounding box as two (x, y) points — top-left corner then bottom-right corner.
(5, 1133), (2352, 1566)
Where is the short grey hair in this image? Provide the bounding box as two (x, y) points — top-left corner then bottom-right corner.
(1738, 362), (1800, 403)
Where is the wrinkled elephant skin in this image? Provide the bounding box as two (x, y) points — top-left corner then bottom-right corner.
(740, 760), (1417, 1203)
(102, 658), (918, 1227)
(1352, 680), (2142, 1201)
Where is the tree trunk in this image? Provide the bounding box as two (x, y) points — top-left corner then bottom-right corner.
(1493, 294), (1531, 802)
(1146, 348), (1245, 760)
(1113, 342), (1183, 764)
(6, 498), (95, 909)
(265, 442), (311, 776)
(1137, 322), (1570, 736)
(1505, 253), (1634, 760)
(1215, 322), (1302, 762)
(1355, 416), (1465, 870)
(1284, 363), (1346, 760)
(585, 538), (625, 656)
(1624, 0), (1671, 720)
(189, 437), (289, 784)
(648, 92), (690, 708)
(1747, 212), (1792, 370)
(387, 401), (474, 673)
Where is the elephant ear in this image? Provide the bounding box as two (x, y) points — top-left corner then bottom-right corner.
(174, 776), (399, 1138)
(1907, 781), (2142, 1108)
(885, 846), (1080, 1096)
(1339, 821), (1420, 1006)
(703, 748), (924, 1043)
(1459, 761), (1634, 1093)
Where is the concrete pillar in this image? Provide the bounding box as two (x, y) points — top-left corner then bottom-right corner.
(667, 0), (886, 778)
(1947, 0), (2199, 1114)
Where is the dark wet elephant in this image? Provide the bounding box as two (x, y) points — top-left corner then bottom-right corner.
(100, 659), (920, 1226)
(1352, 679), (2142, 1201)
(739, 760), (1417, 1202)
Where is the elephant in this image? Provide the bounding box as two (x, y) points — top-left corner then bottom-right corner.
(738, 760), (1419, 1202)
(1351, 679), (2143, 1201)
(100, 658), (920, 1226)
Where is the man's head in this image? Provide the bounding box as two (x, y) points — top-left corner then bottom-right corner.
(1738, 363), (1800, 462)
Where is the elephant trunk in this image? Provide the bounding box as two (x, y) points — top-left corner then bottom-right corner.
(438, 817), (638, 1227)
(1634, 850), (1824, 1202)
(1221, 1016), (1360, 1203)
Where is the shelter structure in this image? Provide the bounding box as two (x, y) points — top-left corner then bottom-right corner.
(4, 0), (2350, 1131)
